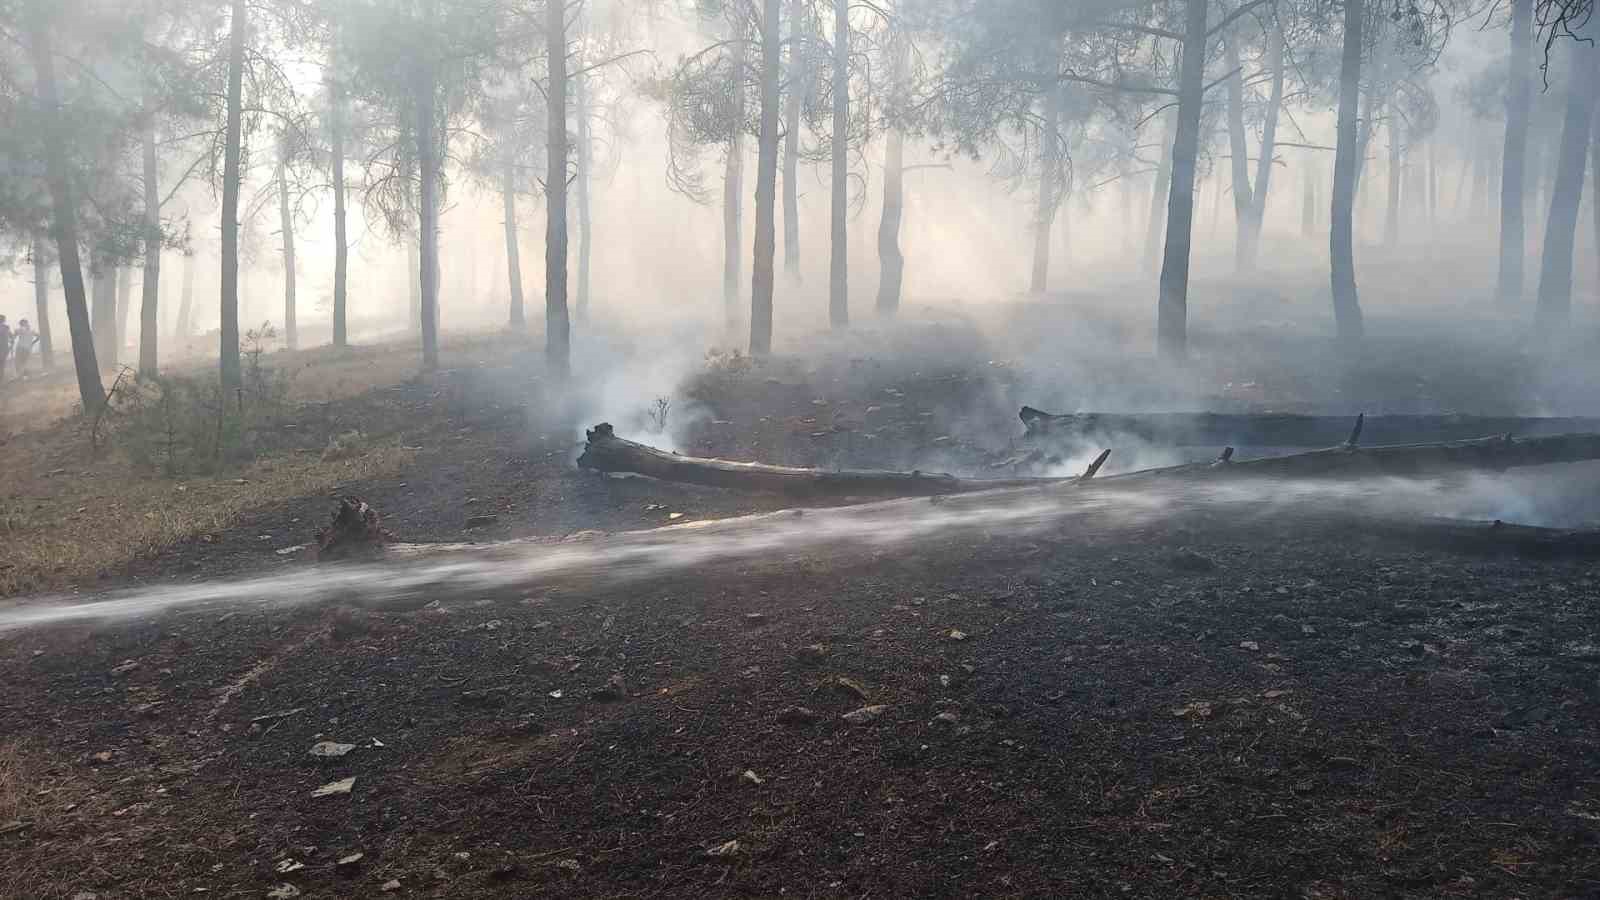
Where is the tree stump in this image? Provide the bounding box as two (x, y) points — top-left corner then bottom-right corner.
(315, 497), (391, 561)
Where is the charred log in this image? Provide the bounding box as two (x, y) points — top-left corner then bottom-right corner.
(577, 423), (1071, 497)
(1020, 407), (1600, 448)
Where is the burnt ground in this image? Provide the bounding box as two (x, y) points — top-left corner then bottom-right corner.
(3, 314), (1600, 899)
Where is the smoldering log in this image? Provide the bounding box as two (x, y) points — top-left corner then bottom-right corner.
(581, 423), (1600, 499)
(1364, 517), (1600, 560)
(1102, 432), (1600, 483)
(1019, 407), (1600, 448)
(577, 423), (1077, 497)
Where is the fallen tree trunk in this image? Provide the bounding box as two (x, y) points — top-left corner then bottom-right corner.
(577, 423), (1076, 497)
(1020, 407), (1600, 448)
(581, 423), (1600, 498)
(1365, 517), (1600, 560)
(1110, 433), (1600, 482)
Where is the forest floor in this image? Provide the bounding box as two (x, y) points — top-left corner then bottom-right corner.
(1, 304), (1599, 898)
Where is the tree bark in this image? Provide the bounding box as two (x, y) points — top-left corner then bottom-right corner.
(115, 267), (132, 365)
(329, 43), (349, 348)
(875, 33), (908, 316)
(1223, 32), (1254, 274)
(218, 0), (246, 390)
(417, 12), (441, 372)
(1301, 163), (1315, 237)
(545, 0), (570, 376)
(750, 0), (781, 356)
(176, 252), (195, 343)
(575, 65), (593, 324)
(504, 160), (525, 330)
(1592, 128), (1600, 279)
(406, 237), (420, 331)
(828, 0), (849, 328)
(1329, 0), (1365, 346)
(782, 0), (803, 282)
(1156, 0), (1208, 360)
(1144, 109), (1173, 273)
(31, 235), (54, 371)
(277, 154), (297, 352)
(1534, 37), (1599, 332)
(27, 14), (102, 409)
(92, 262), (115, 369)
(1031, 84), (1061, 293)
(1385, 117), (1402, 245)
(723, 27), (746, 327)
(1241, 25), (1283, 270)
(140, 121), (161, 372)
(1498, 0), (1534, 303)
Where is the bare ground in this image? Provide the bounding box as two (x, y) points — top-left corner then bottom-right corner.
(2, 314), (1599, 899)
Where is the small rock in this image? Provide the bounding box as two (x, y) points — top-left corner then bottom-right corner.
(1301, 624), (1317, 636)
(939, 674), (951, 688)
(1239, 641), (1260, 652)
(489, 863), (524, 882)
(556, 859), (581, 872)
(337, 852), (364, 868)
(311, 777), (355, 798)
(1169, 549), (1218, 573)
(705, 839), (742, 858)
(267, 886), (301, 900)
(590, 674), (626, 703)
(380, 881), (402, 893)
(309, 741), (356, 759)
(931, 711), (959, 725)
(91, 751), (113, 764)
(741, 769), (764, 786)
(1262, 689), (1291, 699)
(796, 644), (827, 664)
(947, 629), (969, 642)
(841, 704), (887, 725)
(776, 706), (820, 726)
(457, 690), (503, 709)
(110, 660), (140, 677)
(742, 612), (768, 626)
(275, 860), (304, 874)
(464, 515), (499, 529)
(668, 512), (685, 520)
(828, 677), (869, 702)
(480, 620), (504, 631)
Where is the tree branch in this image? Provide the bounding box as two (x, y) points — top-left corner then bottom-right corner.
(1206, 0), (1278, 39)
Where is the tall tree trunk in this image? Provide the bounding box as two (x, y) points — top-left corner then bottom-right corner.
(27, 14), (102, 408)
(575, 66), (593, 323)
(545, 0), (570, 376)
(1156, 0), (1208, 360)
(1241, 25), (1283, 270)
(329, 43), (349, 347)
(416, 39), (440, 371)
(1592, 130), (1600, 279)
(176, 252), (194, 343)
(1144, 109), (1174, 273)
(723, 28), (745, 327)
(91, 264), (114, 369)
(1534, 38), (1599, 331)
(1385, 118), (1402, 245)
(1329, 0), (1366, 345)
(115, 267), (132, 364)
(828, 0), (849, 328)
(1498, 0), (1534, 302)
(31, 235), (54, 371)
(782, 0), (803, 282)
(1031, 84), (1061, 293)
(1427, 140), (1438, 230)
(875, 33), (908, 316)
(277, 154), (297, 351)
(406, 237), (420, 330)
(1223, 33), (1254, 274)
(218, 0), (246, 390)
(1302, 163), (1316, 237)
(140, 121), (160, 372)
(750, 0), (781, 355)
(503, 160), (525, 329)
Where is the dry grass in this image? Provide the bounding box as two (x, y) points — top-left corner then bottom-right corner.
(0, 330), (531, 598)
